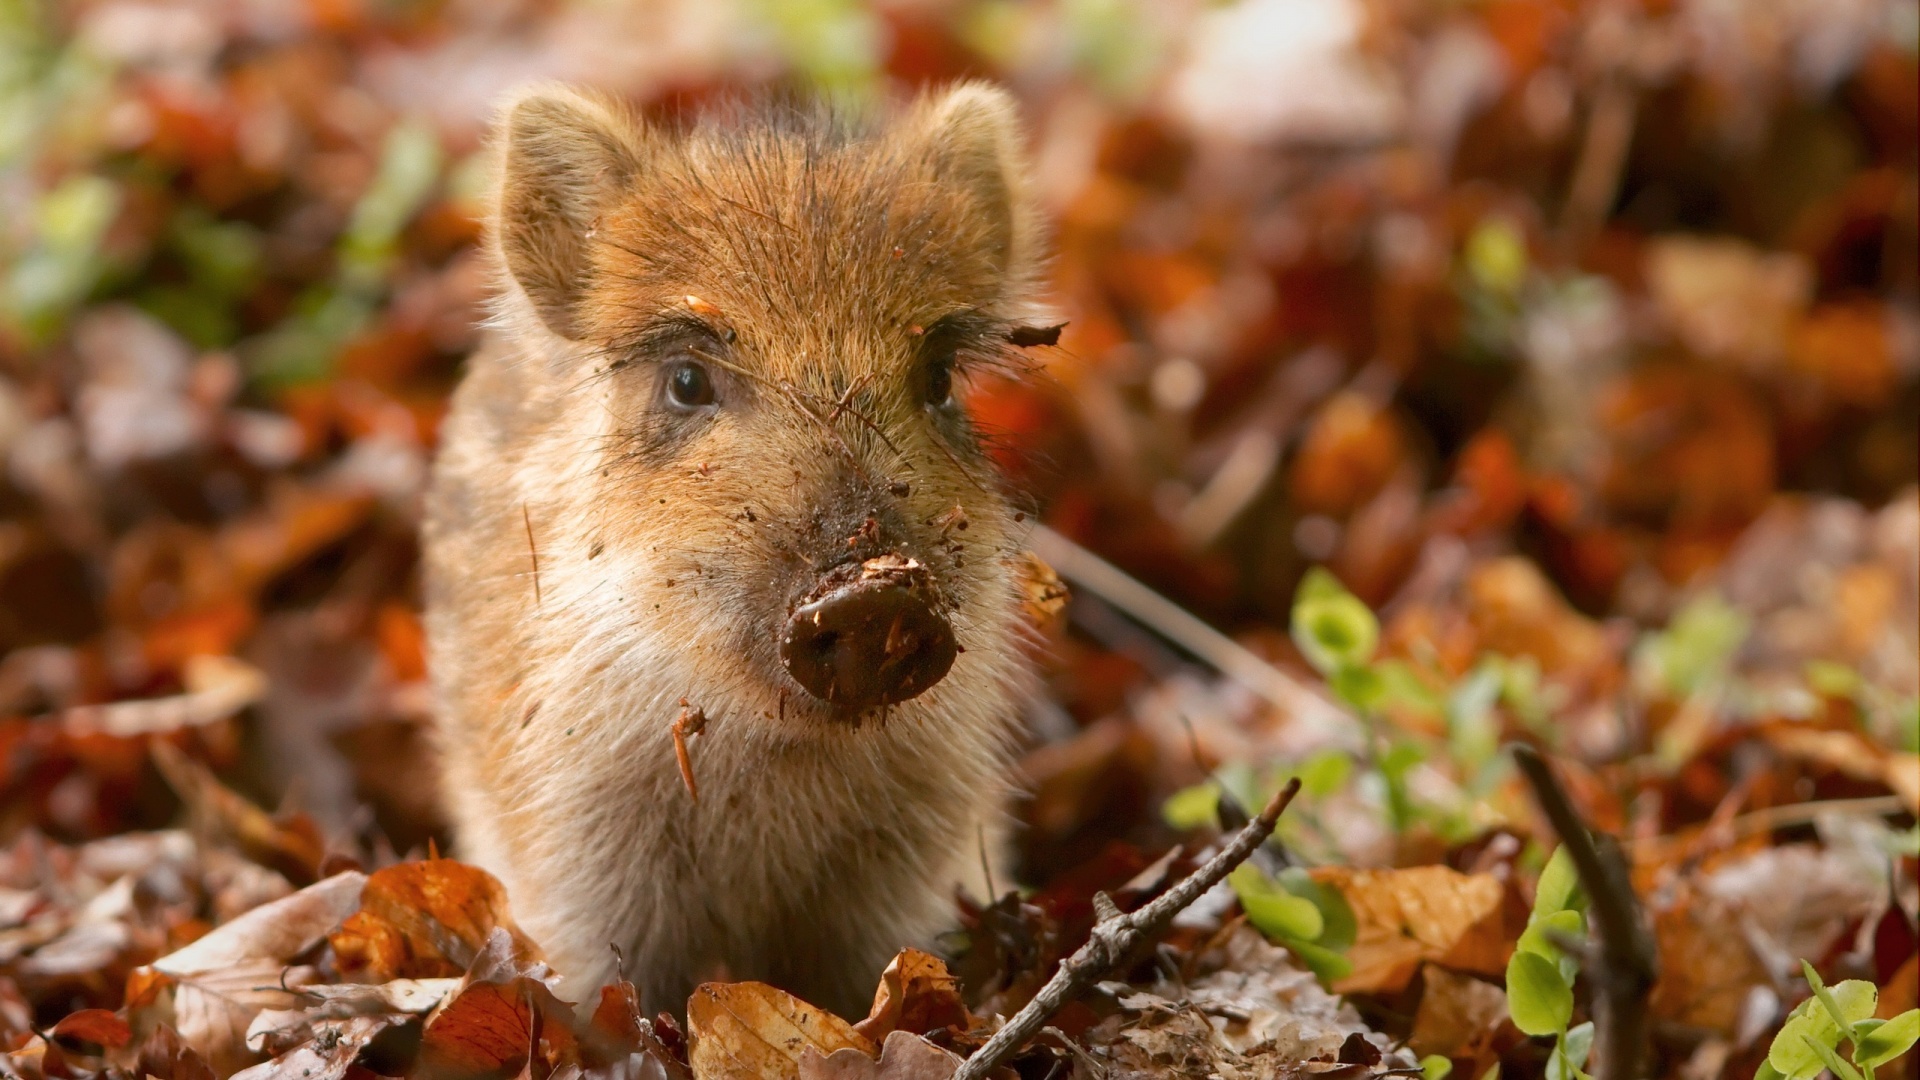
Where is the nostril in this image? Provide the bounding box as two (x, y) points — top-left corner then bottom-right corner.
(779, 555), (957, 716)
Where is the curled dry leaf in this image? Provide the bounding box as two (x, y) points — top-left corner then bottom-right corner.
(416, 971), (580, 1080)
(589, 979), (695, 1080)
(229, 1015), (391, 1080)
(688, 982), (875, 1080)
(245, 978), (458, 1054)
(140, 871), (367, 1075)
(329, 859), (540, 981)
(853, 950), (972, 1043)
(49, 1007), (132, 1048)
(1309, 866), (1513, 994)
(800, 1030), (962, 1080)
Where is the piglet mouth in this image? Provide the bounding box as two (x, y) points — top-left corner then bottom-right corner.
(779, 554), (957, 716)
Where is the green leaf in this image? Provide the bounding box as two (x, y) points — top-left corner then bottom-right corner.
(1232, 864), (1323, 941)
(1632, 593), (1749, 698)
(1280, 867), (1357, 952)
(1506, 949), (1573, 1037)
(1534, 845), (1584, 918)
(1856, 1010), (1920, 1069)
(1803, 963), (1878, 1037)
(1754, 1060), (1785, 1080)
(1519, 908), (1586, 965)
(1162, 783), (1221, 831)
(1291, 568), (1379, 676)
(1771, 980), (1880, 1080)
(1421, 1055), (1454, 1080)
(1329, 664), (1388, 711)
(1547, 1022), (1595, 1080)
(1296, 749), (1353, 798)
(1284, 937), (1353, 984)
(1806, 1035), (1866, 1080)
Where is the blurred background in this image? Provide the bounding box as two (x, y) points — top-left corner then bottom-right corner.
(0, 0), (1916, 1067)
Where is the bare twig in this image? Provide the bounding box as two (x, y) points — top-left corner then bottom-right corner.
(1513, 745), (1657, 1080)
(952, 779), (1303, 1080)
(1027, 526), (1344, 730)
(1629, 794), (1907, 857)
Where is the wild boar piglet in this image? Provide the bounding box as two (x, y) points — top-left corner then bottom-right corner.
(423, 82), (1048, 1016)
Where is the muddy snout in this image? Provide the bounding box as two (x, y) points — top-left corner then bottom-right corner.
(780, 554), (957, 715)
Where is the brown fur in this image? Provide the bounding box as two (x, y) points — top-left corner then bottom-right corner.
(423, 83), (1045, 1017)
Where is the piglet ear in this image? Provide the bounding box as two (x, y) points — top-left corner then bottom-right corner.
(910, 83), (1040, 283)
(491, 85), (646, 340)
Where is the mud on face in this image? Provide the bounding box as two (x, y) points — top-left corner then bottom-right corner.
(491, 87), (1045, 725)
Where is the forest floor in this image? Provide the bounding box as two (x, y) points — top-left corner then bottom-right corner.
(0, 0), (1915, 1078)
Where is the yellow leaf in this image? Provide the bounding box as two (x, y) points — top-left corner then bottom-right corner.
(689, 982), (875, 1080)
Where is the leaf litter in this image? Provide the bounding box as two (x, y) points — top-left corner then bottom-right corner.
(0, 0), (1915, 1077)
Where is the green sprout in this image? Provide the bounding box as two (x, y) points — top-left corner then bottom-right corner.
(1506, 845), (1594, 1080)
(1758, 962), (1919, 1080)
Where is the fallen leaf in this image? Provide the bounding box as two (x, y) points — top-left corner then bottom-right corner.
(1310, 866), (1513, 993)
(1407, 966), (1507, 1059)
(800, 1030), (961, 1080)
(416, 974), (578, 1080)
(62, 654), (267, 738)
(154, 871), (364, 974)
(688, 982), (874, 1080)
(149, 740), (328, 883)
(853, 950), (971, 1043)
(330, 859), (539, 981)
(1647, 888), (1771, 1035)
(50, 1007), (131, 1048)
(229, 1015), (392, 1080)
(143, 871), (366, 1075)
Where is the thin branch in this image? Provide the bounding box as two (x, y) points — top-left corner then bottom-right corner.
(1513, 744), (1658, 1080)
(1027, 525), (1345, 729)
(952, 779), (1303, 1080)
(1629, 794), (1906, 857)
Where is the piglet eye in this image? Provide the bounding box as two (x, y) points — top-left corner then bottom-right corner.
(665, 361), (715, 409)
(924, 352), (955, 409)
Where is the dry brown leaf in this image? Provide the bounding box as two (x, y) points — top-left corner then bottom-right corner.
(1757, 723), (1920, 813)
(329, 859), (539, 981)
(1647, 889), (1771, 1035)
(49, 1008), (131, 1048)
(852, 950), (971, 1043)
(142, 871), (365, 1075)
(800, 1030), (961, 1080)
(149, 741), (328, 883)
(153, 870), (364, 975)
(245, 978), (457, 1055)
(1407, 966), (1507, 1059)
(416, 974), (578, 1079)
(229, 1015), (392, 1080)
(1310, 866), (1512, 994)
(688, 982), (875, 1080)
(62, 654), (266, 738)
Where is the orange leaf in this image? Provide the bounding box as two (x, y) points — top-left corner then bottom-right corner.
(852, 950), (972, 1043)
(1311, 866), (1515, 994)
(417, 976), (579, 1079)
(688, 982), (874, 1080)
(51, 1009), (132, 1049)
(329, 859), (540, 981)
